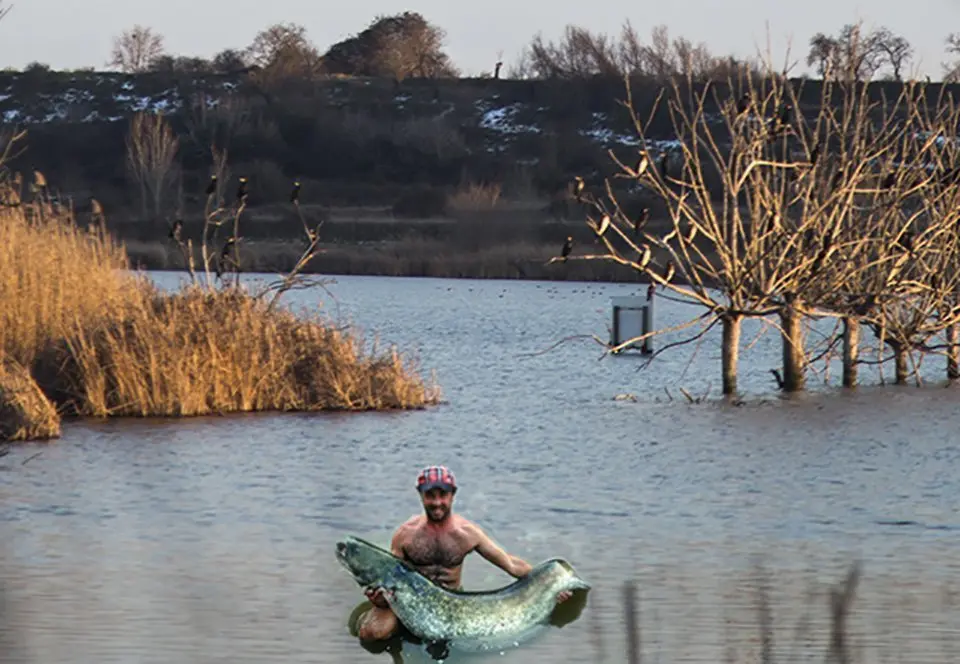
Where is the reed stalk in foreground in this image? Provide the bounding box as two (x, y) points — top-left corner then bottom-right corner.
(596, 562), (862, 664)
(0, 169), (439, 422)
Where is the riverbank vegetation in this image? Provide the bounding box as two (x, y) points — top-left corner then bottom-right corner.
(2, 14), (956, 287)
(0, 145), (439, 441)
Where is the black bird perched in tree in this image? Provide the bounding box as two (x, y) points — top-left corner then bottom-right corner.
(561, 236), (573, 261)
(217, 237), (239, 278)
(572, 176), (585, 203)
(662, 259), (675, 287)
(205, 174), (217, 196)
(594, 214), (611, 237)
(290, 180), (301, 204)
(635, 153), (649, 177)
(736, 93), (750, 114)
(169, 218), (182, 242)
(236, 177), (248, 204)
(637, 243), (651, 269)
(777, 103), (792, 128)
(634, 208), (650, 235)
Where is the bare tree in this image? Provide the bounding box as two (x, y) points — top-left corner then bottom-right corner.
(245, 22), (322, 84)
(872, 27), (913, 80)
(372, 13), (458, 79)
(182, 92), (252, 157)
(0, 3), (12, 22)
(126, 112), (179, 221)
(943, 33), (960, 82)
(806, 23), (902, 81)
(550, 62), (960, 395)
(807, 33), (836, 77)
(516, 22), (757, 82)
(109, 25), (165, 73)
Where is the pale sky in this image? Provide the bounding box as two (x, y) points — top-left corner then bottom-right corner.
(2, 0), (959, 79)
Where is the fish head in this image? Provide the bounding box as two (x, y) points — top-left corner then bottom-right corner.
(543, 558), (592, 593)
(335, 535), (408, 588)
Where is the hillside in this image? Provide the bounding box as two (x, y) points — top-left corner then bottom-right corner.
(0, 70), (953, 280)
(0, 69), (724, 211)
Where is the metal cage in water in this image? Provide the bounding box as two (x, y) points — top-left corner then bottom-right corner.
(610, 295), (653, 354)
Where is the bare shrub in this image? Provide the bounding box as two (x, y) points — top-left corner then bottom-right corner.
(447, 181), (502, 212)
(126, 111), (179, 220)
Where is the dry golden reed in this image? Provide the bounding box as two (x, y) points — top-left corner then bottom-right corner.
(0, 356), (60, 441)
(446, 181), (502, 212)
(0, 189), (439, 421)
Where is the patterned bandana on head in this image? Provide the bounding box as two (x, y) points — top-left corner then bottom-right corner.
(416, 465), (457, 493)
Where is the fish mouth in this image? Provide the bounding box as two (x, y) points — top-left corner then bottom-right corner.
(334, 539), (378, 586)
(334, 541), (358, 578)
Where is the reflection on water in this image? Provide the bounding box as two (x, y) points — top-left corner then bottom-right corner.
(344, 591), (590, 663)
(2, 273), (960, 662)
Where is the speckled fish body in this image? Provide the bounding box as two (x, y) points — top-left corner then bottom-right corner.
(335, 535), (590, 653)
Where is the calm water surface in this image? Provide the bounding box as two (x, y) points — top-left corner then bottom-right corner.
(2, 272), (960, 663)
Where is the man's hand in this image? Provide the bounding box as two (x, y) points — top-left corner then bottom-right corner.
(364, 585), (389, 609)
(557, 590), (572, 603)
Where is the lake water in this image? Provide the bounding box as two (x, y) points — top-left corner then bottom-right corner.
(2, 272), (960, 663)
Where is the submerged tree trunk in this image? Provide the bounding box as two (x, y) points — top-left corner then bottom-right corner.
(894, 345), (909, 384)
(721, 312), (742, 396)
(842, 317), (860, 388)
(780, 303), (806, 392)
(947, 322), (959, 380)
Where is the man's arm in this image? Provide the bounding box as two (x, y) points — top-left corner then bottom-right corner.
(389, 523), (408, 557)
(472, 524), (533, 578)
(366, 523), (409, 608)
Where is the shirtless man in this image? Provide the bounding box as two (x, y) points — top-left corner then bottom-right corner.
(356, 465), (572, 642)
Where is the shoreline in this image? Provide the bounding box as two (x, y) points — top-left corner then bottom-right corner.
(121, 238), (676, 286)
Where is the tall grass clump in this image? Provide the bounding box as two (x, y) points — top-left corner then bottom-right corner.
(41, 284), (437, 416)
(0, 356), (60, 441)
(0, 187), (133, 368)
(0, 167), (439, 426)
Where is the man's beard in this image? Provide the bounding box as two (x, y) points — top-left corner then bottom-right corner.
(426, 505), (449, 522)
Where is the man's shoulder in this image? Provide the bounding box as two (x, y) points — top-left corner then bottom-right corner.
(397, 514), (423, 531)
(453, 515), (484, 536)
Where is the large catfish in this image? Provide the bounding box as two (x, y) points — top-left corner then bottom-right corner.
(335, 535), (590, 656)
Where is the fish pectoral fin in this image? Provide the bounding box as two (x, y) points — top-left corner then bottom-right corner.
(424, 639), (450, 661)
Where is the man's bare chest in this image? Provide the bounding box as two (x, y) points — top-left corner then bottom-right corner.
(402, 530), (474, 568)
